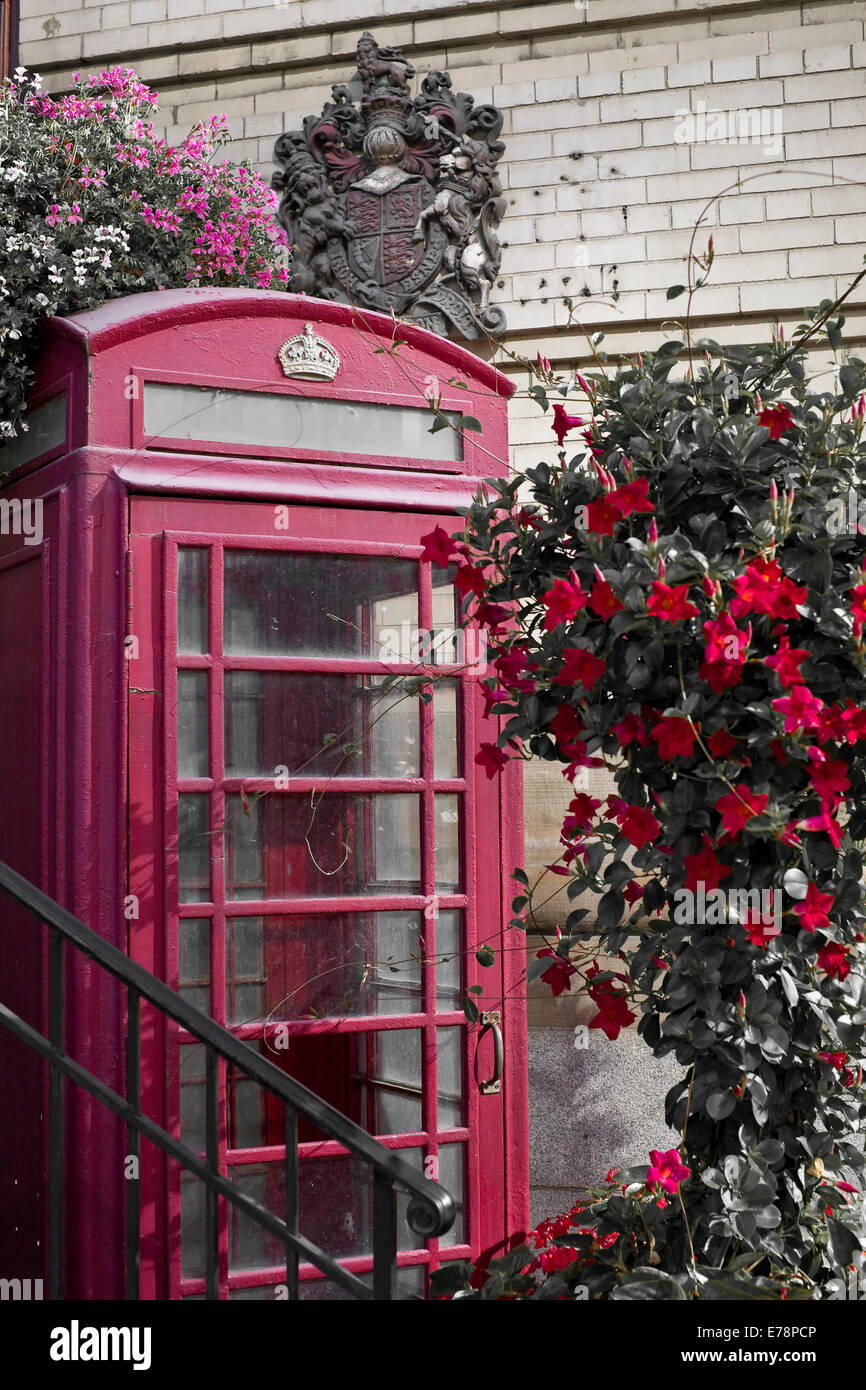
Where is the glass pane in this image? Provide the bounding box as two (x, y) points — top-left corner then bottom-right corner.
(225, 912), (426, 1025)
(436, 909), (462, 1010)
(0, 391), (67, 471)
(436, 1028), (464, 1130)
(225, 793), (421, 899)
(143, 382), (463, 462)
(225, 672), (421, 779)
(431, 573), (459, 655)
(435, 795), (461, 891)
(228, 1153), (424, 1270)
(178, 671), (209, 779)
(358, 1031), (423, 1136)
(178, 793), (210, 903)
(438, 1144), (466, 1248)
(297, 1265), (426, 1301)
(179, 1044), (206, 1154)
(223, 551), (418, 658)
(177, 548), (208, 654)
(433, 680), (458, 779)
(180, 1172), (206, 1278)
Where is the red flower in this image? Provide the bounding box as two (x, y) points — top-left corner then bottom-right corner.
(700, 658), (744, 694)
(818, 1051), (847, 1069)
(610, 477), (654, 517)
(707, 728), (739, 759)
(551, 402), (583, 448)
(618, 804), (661, 850)
(624, 881), (645, 904)
(793, 881), (835, 933)
(799, 806), (844, 847)
(613, 712), (649, 748)
(646, 581), (699, 622)
(473, 601), (512, 631)
(495, 644), (532, 684)
(548, 703), (585, 750)
(683, 836), (732, 893)
(742, 911), (772, 950)
(588, 579), (624, 620)
(765, 636), (809, 687)
(817, 942), (851, 981)
(475, 742), (509, 778)
(647, 1148), (691, 1194)
(553, 647), (606, 691)
(703, 612), (748, 663)
(586, 495), (620, 536)
(772, 684), (824, 733)
(480, 685), (510, 718)
(536, 947), (577, 996)
(588, 992), (636, 1040)
(542, 573), (590, 630)
(454, 563), (487, 600)
(420, 525), (460, 567)
(808, 756), (850, 808)
(850, 584), (866, 638)
(730, 558), (806, 620)
(563, 793), (602, 832)
(714, 783), (769, 839)
(651, 716), (697, 761)
(758, 403), (796, 440)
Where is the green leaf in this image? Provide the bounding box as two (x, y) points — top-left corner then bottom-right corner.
(666, 285), (686, 300)
(460, 415), (483, 433)
(475, 945), (495, 968)
(463, 998), (479, 1024)
(610, 1269), (687, 1300)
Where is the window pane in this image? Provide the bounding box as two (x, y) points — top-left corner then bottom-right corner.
(143, 382), (462, 462)
(358, 1031), (423, 1136)
(178, 671), (209, 779)
(225, 911), (426, 1025)
(438, 1145), (466, 1248)
(225, 792), (421, 899)
(178, 794), (210, 903)
(436, 1027), (464, 1129)
(436, 910), (462, 1009)
(178, 548), (208, 654)
(223, 551), (418, 658)
(435, 795), (461, 891)
(433, 680), (458, 778)
(225, 672), (421, 779)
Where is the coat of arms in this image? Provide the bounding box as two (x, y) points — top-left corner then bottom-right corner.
(272, 32), (507, 339)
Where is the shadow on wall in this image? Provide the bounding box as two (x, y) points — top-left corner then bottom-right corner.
(521, 760), (682, 1228)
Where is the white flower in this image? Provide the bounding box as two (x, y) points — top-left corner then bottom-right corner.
(34, 292), (49, 307)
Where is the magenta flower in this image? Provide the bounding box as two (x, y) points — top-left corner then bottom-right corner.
(647, 1148), (691, 1194)
(551, 402), (583, 448)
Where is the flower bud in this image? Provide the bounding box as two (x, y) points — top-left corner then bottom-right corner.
(648, 520), (658, 544)
(770, 478), (778, 501)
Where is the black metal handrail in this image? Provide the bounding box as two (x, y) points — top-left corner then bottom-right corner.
(0, 858), (454, 1300)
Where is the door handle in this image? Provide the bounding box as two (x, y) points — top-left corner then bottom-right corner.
(478, 1010), (503, 1095)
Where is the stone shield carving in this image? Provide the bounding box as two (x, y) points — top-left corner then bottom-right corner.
(272, 32), (507, 339)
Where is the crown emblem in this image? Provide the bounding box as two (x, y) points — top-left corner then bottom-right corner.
(278, 323), (341, 381)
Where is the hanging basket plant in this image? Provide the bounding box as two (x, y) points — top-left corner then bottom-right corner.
(0, 66), (290, 452)
(429, 261), (866, 1300)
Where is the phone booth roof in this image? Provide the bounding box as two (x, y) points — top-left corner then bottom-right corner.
(7, 289), (514, 512)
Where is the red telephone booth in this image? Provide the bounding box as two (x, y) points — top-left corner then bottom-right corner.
(0, 289), (527, 1300)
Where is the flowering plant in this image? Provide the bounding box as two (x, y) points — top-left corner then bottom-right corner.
(428, 278), (866, 1298)
(0, 66), (289, 448)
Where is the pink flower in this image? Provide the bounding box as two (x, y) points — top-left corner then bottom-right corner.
(536, 948), (577, 997)
(420, 525), (460, 568)
(475, 743), (509, 779)
(541, 573), (590, 630)
(551, 402), (583, 447)
(647, 1148), (691, 1194)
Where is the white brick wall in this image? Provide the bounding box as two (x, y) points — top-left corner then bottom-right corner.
(16, 0), (866, 397)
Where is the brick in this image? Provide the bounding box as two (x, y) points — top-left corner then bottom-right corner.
(21, 11), (97, 42)
(178, 44), (253, 77)
(600, 89), (685, 123)
(499, 1), (578, 34)
(20, 34), (83, 62)
(835, 214), (866, 244)
(413, 7), (488, 45)
(587, 0), (676, 19)
(217, 73), (282, 98)
(710, 6), (797, 38)
(579, 232), (646, 264)
(690, 79), (784, 110)
(598, 143), (689, 177)
(535, 75), (577, 102)
(765, 190), (813, 221)
(671, 199), (719, 230)
(780, 101), (830, 132)
(784, 69), (864, 102)
(759, 50), (803, 78)
(718, 193), (765, 225)
(786, 126), (865, 160)
(498, 215), (533, 245)
(553, 122), (641, 156)
(501, 55), (588, 85)
(771, 21), (861, 53)
(131, 0), (165, 20)
(506, 131), (554, 161)
(712, 55), (758, 83)
(812, 184), (866, 215)
(507, 158), (579, 189)
(493, 81), (535, 107)
(805, 45), (853, 73)
(645, 283), (739, 319)
(855, 42), (866, 67)
(622, 67), (665, 94)
(146, 17), (220, 47)
(678, 32), (765, 66)
(577, 176), (648, 210)
(666, 60), (711, 88)
(645, 167), (747, 203)
(243, 112), (285, 139)
(627, 203), (671, 233)
(579, 207), (630, 239)
(578, 72), (621, 98)
(691, 138), (782, 171)
(831, 97), (866, 127)
(504, 188), (557, 218)
(790, 244), (865, 278)
(740, 216), (834, 251)
(646, 226), (738, 260)
(512, 99), (598, 134)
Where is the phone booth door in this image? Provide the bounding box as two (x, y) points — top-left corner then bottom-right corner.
(128, 495), (523, 1300)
